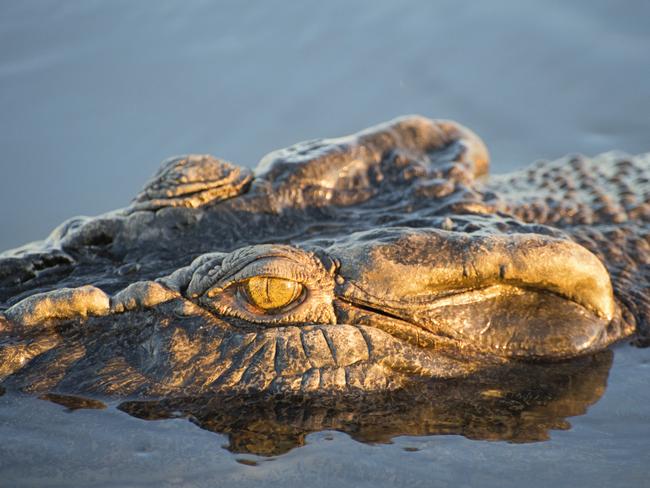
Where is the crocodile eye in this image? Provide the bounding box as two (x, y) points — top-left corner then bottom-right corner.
(240, 276), (304, 312)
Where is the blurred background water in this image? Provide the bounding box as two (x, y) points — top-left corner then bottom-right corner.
(1, 1), (649, 487)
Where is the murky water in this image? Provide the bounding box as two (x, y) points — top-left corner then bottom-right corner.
(1, 1), (649, 487)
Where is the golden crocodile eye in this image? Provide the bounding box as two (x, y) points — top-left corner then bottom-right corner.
(241, 276), (303, 312)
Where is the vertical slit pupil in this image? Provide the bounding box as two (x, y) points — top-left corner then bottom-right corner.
(244, 277), (302, 311)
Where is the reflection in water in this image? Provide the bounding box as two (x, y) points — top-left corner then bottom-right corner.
(38, 393), (107, 412)
(114, 352), (612, 456)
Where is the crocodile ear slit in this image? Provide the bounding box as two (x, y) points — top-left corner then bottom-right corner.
(130, 154), (253, 211)
(253, 115), (490, 208)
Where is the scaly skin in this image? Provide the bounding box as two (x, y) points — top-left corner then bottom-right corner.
(0, 116), (647, 397)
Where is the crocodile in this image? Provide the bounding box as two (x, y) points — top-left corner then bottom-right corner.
(0, 115), (647, 397)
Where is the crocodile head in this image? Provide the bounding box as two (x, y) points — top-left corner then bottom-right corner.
(0, 116), (646, 396)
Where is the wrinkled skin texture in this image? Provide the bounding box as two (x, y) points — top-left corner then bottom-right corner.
(0, 116), (648, 399)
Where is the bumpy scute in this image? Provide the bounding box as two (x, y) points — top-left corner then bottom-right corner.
(132, 154), (253, 210)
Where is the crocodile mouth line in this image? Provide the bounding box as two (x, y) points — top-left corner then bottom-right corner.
(340, 274), (611, 322)
(337, 281), (616, 360)
(334, 297), (465, 351)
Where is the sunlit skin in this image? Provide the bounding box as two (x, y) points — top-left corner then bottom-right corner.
(0, 116), (647, 398)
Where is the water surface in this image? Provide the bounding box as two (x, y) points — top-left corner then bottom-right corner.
(1, 345), (648, 487)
